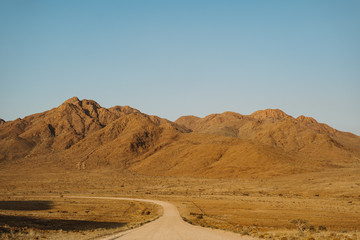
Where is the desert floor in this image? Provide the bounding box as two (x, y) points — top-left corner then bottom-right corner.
(0, 166), (359, 240)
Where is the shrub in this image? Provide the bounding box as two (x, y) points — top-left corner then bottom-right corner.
(318, 225), (327, 231)
(290, 219), (309, 232)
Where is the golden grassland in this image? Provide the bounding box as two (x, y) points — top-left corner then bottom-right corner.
(1, 167), (359, 240)
(0, 193), (161, 240)
(0, 195), (161, 240)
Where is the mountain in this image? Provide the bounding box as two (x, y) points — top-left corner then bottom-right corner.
(1, 97), (359, 178)
(0, 97), (187, 166)
(132, 110), (360, 178)
(175, 109), (358, 153)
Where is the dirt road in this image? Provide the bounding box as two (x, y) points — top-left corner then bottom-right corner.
(68, 196), (257, 240)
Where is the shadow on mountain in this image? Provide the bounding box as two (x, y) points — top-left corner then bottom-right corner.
(0, 201), (53, 211)
(0, 214), (125, 231)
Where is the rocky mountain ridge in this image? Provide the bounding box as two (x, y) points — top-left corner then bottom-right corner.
(1, 97), (359, 178)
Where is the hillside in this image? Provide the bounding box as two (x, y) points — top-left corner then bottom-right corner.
(1, 97), (359, 178)
(0, 97), (187, 168)
(175, 109), (360, 160)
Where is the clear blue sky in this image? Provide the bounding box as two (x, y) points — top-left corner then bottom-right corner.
(1, 0), (359, 135)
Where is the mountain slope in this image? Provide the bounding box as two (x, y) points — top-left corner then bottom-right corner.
(173, 109), (360, 177)
(0, 97), (186, 166)
(1, 98), (359, 178)
(175, 109), (360, 155)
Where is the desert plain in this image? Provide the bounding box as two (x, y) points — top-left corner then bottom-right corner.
(0, 97), (359, 240)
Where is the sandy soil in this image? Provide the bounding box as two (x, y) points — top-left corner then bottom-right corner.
(1, 168), (359, 239)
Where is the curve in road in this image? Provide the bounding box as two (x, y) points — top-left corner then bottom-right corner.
(68, 196), (258, 240)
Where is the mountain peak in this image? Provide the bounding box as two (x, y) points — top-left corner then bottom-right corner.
(250, 109), (289, 120)
(60, 97), (102, 112)
(63, 96), (81, 105)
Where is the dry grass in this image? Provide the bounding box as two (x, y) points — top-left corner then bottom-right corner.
(0, 166), (359, 239)
(0, 196), (161, 239)
(176, 196), (360, 240)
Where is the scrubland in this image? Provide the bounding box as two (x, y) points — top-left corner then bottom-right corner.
(1, 167), (359, 240)
(0, 193), (161, 240)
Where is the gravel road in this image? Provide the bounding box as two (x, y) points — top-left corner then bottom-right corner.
(69, 196), (257, 240)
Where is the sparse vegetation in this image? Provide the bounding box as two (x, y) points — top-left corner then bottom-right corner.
(318, 225), (327, 231)
(290, 219), (309, 232)
(0, 196), (161, 239)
